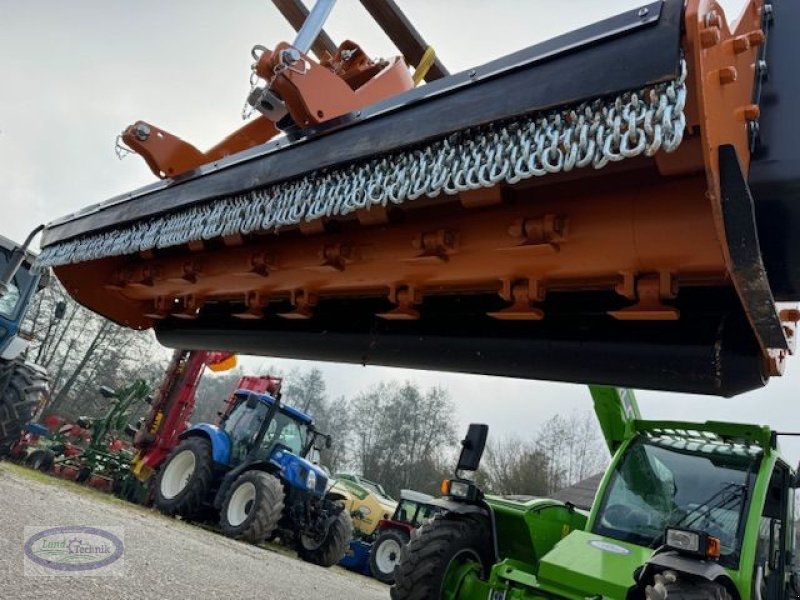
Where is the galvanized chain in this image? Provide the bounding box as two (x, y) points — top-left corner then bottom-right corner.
(38, 60), (688, 268)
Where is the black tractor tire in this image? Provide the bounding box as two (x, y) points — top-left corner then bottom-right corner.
(154, 436), (214, 519)
(297, 508), (353, 568)
(26, 449), (55, 472)
(220, 470), (285, 543)
(646, 572), (733, 600)
(369, 528), (411, 584)
(391, 515), (493, 600)
(0, 360), (48, 456)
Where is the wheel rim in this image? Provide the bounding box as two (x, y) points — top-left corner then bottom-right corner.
(226, 481), (257, 527)
(440, 549), (483, 600)
(374, 538), (402, 575)
(160, 449), (196, 499)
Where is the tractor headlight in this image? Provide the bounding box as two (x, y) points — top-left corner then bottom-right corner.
(448, 480), (471, 498)
(665, 528), (700, 553)
(664, 527), (720, 559)
(306, 469), (317, 491)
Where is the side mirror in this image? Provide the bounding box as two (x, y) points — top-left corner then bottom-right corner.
(456, 423), (488, 473)
(99, 386), (117, 399)
(54, 300), (67, 320)
(325, 435), (332, 449)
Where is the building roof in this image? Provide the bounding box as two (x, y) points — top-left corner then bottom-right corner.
(550, 473), (605, 511)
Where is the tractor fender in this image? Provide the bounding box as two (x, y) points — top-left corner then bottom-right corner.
(426, 497), (490, 517)
(643, 552), (737, 593)
(0, 335), (29, 360)
(180, 424), (231, 466)
(426, 497), (500, 562)
(375, 519), (414, 536)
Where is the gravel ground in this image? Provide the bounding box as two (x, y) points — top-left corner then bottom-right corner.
(0, 463), (389, 600)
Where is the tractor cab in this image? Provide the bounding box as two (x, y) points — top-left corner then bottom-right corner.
(0, 235), (44, 359)
(221, 390), (315, 464)
(390, 489), (442, 529)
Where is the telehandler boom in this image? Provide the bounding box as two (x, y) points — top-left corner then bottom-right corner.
(36, 0), (800, 396)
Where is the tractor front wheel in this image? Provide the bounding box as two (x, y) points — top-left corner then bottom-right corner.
(297, 508), (353, 567)
(154, 436), (213, 518)
(391, 515), (493, 600)
(220, 470), (285, 543)
(369, 528), (410, 584)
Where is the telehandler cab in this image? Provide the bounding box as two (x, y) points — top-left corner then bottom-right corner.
(393, 387), (800, 600)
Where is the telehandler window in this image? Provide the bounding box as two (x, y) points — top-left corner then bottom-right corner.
(594, 438), (759, 567)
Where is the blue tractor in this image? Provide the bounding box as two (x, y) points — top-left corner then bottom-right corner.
(0, 229), (54, 453)
(153, 388), (353, 567)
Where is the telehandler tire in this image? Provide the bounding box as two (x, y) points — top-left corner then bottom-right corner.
(154, 436), (213, 518)
(298, 509), (353, 567)
(0, 360), (48, 455)
(220, 470), (285, 543)
(646, 571), (733, 600)
(391, 515), (493, 600)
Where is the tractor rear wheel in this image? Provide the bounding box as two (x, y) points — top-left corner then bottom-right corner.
(0, 360), (48, 455)
(154, 436), (213, 518)
(369, 528), (410, 584)
(391, 515), (493, 600)
(646, 571), (733, 600)
(297, 508), (353, 567)
(220, 470), (285, 543)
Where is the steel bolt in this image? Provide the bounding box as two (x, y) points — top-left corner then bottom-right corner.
(134, 123), (151, 141)
(280, 47), (301, 66)
(718, 66), (738, 85)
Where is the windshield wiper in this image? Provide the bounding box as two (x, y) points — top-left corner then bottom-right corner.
(649, 482), (746, 549)
(673, 481), (747, 529)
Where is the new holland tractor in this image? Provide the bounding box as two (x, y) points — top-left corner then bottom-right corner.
(153, 388), (352, 567)
(0, 229), (54, 454)
(393, 387), (800, 600)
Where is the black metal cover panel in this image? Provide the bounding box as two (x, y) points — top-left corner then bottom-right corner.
(155, 290), (765, 397)
(42, 0), (682, 248)
(749, 0), (800, 300)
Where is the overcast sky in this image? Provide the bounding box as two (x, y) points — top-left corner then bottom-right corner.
(6, 0), (793, 464)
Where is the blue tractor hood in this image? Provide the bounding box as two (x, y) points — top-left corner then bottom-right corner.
(271, 446), (328, 496)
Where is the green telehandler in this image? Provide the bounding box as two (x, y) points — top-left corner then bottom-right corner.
(392, 387), (800, 600)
